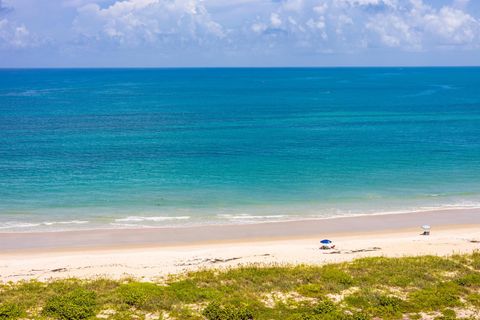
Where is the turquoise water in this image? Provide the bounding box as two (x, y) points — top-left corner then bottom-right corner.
(1, 68), (480, 231)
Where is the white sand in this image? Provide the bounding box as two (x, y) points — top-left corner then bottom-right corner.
(1, 225), (479, 282)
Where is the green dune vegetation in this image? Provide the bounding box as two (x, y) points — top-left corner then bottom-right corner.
(2, 252), (480, 320)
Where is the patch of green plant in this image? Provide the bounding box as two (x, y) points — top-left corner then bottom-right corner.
(0, 302), (23, 320)
(375, 295), (404, 315)
(296, 283), (324, 297)
(116, 282), (167, 310)
(350, 313), (370, 320)
(408, 282), (462, 311)
(217, 265), (301, 293)
(318, 265), (354, 292)
(167, 279), (218, 303)
(434, 308), (457, 320)
(202, 301), (254, 320)
(344, 289), (409, 319)
(346, 256), (464, 288)
(0, 280), (46, 311)
(285, 304), (369, 320)
(455, 273), (480, 287)
(312, 299), (337, 314)
(467, 293), (480, 307)
(283, 299), (369, 320)
(469, 251), (480, 270)
(42, 288), (97, 320)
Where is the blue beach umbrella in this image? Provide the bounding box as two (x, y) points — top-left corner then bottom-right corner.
(320, 239), (332, 244)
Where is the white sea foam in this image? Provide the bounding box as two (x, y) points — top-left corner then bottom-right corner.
(0, 222), (41, 230)
(0, 220), (90, 230)
(114, 216), (191, 222)
(218, 214), (289, 220)
(42, 220), (89, 226)
(317, 202), (480, 220)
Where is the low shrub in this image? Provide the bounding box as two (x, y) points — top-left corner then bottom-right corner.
(296, 284), (324, 297)
(167, 279), (218, 302)
(320, 266), (354, 291)
(116, 282), (166, 309)
(434, 308), (457, 320)
(203, 301), (254, 320)
(286, 299), (368, 320)
(469, 251), (480, 270)
(455, 273), (480, 287)
(312, 299), (337, 314)
(0, 303), (23, 320)
(409, 282), (462, 311)
(42, 288), (97, 320)
(467, 293), (480, 307)
(344, 291), (405, 317)
(286, 310), (369, 320)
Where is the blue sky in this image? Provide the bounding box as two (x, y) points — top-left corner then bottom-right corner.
(1, 0), (479, 67)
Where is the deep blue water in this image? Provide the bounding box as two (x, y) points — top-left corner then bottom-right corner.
(1, 68), (480, 231)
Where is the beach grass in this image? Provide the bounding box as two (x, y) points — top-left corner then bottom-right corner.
(1, 252), (480, 319)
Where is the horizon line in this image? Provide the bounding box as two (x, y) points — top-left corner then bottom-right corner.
(1, 65), (480, 70)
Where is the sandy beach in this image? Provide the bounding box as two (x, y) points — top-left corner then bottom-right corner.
(1, 208), (479, 282)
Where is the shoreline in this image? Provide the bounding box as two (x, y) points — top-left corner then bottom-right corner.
(4, 204), (480, 234)
(1, 207), (479, 252)
(4, 204), (480, 233)
(1, 208), (479, 282)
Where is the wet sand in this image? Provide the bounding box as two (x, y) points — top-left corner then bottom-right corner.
(1, 208), (479, 252)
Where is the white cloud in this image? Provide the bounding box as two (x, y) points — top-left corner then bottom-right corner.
(423, 7), (478, 45)
(270, 13), (282, 28)
(367, 14), (421, 49)
(366, 1), (479, 50)
(74, 0), (225, 46)
(341, 0), (397, 7)
(313, 3), (328, 15)
(2, 0), (479, 65)
(0, 18), (36, 49)
(62, 0), (112, 7)
(248, 0), (480, 52)
(251, 22), (267, 34)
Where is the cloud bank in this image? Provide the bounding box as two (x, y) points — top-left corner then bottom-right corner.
(247, 0), (479, 52)
(73, 0), (225, 46)
(1, 0), (480, 66)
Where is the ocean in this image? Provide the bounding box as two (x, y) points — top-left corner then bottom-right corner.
(1, 67), (480, 231)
